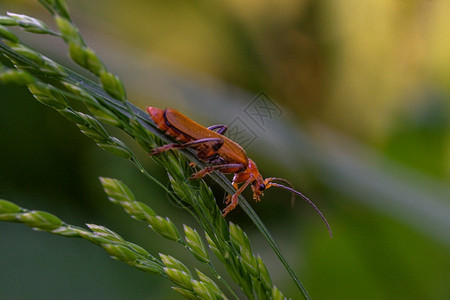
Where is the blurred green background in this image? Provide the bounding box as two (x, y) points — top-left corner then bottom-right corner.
(1, 0), (449, 299)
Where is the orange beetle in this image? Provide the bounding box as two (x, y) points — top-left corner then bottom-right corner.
(147, 107), (332, 237)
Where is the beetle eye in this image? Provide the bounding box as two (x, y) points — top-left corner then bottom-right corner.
(259, 184), (265, 191)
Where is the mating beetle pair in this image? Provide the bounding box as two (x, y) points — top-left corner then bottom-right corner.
(147, 107), (332, 237)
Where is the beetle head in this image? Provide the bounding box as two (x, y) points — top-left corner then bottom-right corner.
(244, 159), (265, 201)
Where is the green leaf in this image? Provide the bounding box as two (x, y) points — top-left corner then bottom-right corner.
(87, 224), (125, 242)
(101, 243), (138, 262)
(0, 16), (17, 26)
(18, 210), (62, 230)
(192, 279), (215, 300)
(68, 43), (103, 75)
(195, 269), (224, 298)
(229, 222), (252, 253)
(57, 108), (86, 124)
(100, 70), (126, 101)
(100, 177), (136, 203)
(257, 255), (272, 290)
(271, 285), (286, 300)
(134, 259), (164, 275)
(0, 200), (21, 213)
(164, 268), (193, 291)
(171, 287), (198, 300)
(28, 84), (69, 109)
(205, 233), (226, 263)
(184, 225), (209, 263)
(0, 25), (19, 42)
(160, 254), (191, 275)
(148, 216), (181, 241)
(97, 142), (132, 159)
(7, 12), (53, 34)
(39, 0), (71, 20)
(239, 245), (258, 277)
(55, 16), (82, 44)
(0, 68), (34, 85)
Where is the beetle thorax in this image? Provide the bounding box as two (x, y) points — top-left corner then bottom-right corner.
(233, 159), (263, 183)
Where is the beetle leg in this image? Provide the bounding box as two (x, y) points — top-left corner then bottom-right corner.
(150, 138), (224, 155)
(222, 176), (254, 216)
(207, 124), (228, 135)
(225, 182), (239, 204)
(183, 138), (224, 151)
(189, 163), (244, 179)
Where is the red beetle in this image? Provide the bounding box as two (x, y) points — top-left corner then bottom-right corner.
(147, 107), (332, 237)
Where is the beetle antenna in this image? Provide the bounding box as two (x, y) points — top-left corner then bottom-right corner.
(270, 182), (333, 238)
(267, 177), (296, 207)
